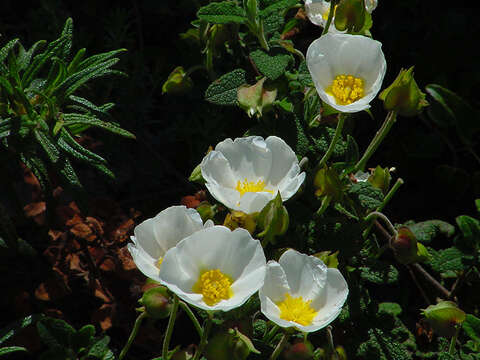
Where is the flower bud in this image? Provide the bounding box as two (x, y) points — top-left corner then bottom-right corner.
(139, 286), (173, 319)
(334, 0), (366, 33)
(162, 66), (194, 95)
(257, 192), (289, 245)
(379, 66), (429, 117)
(314, 167), (343, 200)
(391, 227), (431, 264)
(368, 165), (391, 194)
(283, 341), (314, 360)
(188, 163), (206, 184)
(196, 201), (215, 222)
(314, 250), (339, 268)
(224, 210), (256, 234)
(237, 77), (277, 118)
(422, 301), (466, 337)
(205, 328), (259, 360)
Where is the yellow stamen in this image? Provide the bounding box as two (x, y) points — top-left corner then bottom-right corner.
(155, 257), (163, 269)
(326, 74), (365, 105)
(235, 178), (274, 197)
(322, 5), (337, 21)
(277, 293), (318, 326)
(192, 269), (233, 306)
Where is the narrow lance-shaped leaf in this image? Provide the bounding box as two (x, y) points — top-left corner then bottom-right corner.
(17, 40), (47, 71)
(67, 48), (86, 75)
(77, 48), (126, 71)
(59, 128), (107, 163)
(34, 129), (60, 163)
(59, 17), (73, 61)
(0, 38), (19, 72)
(63, 113), (135, 139)
(0, 315), (43, 345)
(69, 95), (112, 118)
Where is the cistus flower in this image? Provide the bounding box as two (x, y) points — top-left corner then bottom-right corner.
(127, 205), (212, 283)
(201, 136), (305, 214)
(306, 33), (386, 113)
(259, 249), (348, 332)
(304, 0), (377, 30)
(158, 226), (266, 311)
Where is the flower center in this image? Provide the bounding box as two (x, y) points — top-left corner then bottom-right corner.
(326, 74), (365, 105)
(277, 293), (318, 326)
(322, 5), (337, 21)
(235, 178), (274, 197)
(192, 269), (233, 306)
(155, 257), (163, 269)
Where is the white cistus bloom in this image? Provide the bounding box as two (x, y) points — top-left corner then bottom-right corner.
(306, 33), (386, 113)
(158, 226), (266, 311)
(304, 0), (378, 28)
(200, 136), (305, 214)
(127, 205), (212, 283)
(259, 249), (348, 332)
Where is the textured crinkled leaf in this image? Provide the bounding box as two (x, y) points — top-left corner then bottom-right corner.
(297, 60), (313, 87)
(250, 49), (292, 80)
(378, 302), (402, 317)
(259, 0), (298, 16)
(37, 318), (75, 349)
(197, 1), (246, 24)
(349, 182), (384, 211)
(463, 314), (480, 343)
(409, 220), (455, 243)
(72, 324), (95, 353)
(360, 260), (399, 284)
(87, 335), (111, 358)
(205, 69), (247, 105)
(428, 247), (466, 273)
(357, 328), (412, 360)
(456, 215), (480, 246)
(262, 12), (284, 35)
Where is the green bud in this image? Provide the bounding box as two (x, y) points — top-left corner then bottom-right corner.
(188, 163), (205, 184)
(196, 201), (215, 222)
(334, 0), (366, 33)
(162, 66), (194, 95)
(224, 210), (256, 234)
(237, 77), (277, 118)
(205, 328), (259, 360)
(257, 192), (289, 245)
(422, 301), (466, 337)
(379, 66), (429, 117)
(335, 346), (348, 360)
(314, 250), (339, 268)
(313, 167), (343, 201)
(368, 165), (391, 194)
(139, 286), (173, 319)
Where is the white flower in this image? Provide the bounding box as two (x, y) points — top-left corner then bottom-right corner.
(158, 226), (266, 311)
(304, 0), (378, 29)
(127, 205), (212, 283)
(259, 249), (348, 332)
(306, 33), (386, 113)
(200, 136), (305, 214)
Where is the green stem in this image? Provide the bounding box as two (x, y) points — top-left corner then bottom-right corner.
(256, 20), (270, 51)
(364, 211), (397, 238)
(193, 312), (213, 360)
(269, 333), (288, 360)
(162, 295), (180, 360)
(321, 0), (337, 36)
(326, 326), (339, 360)
(362, 178), (404, 239)
(354, 111), (397, 173)
(118, 311), (148, 360)
(317, 114), (346, 170)
(449, 325), (460, 355)
(179, 301), (203, 338)
(263, 324), (279, 343)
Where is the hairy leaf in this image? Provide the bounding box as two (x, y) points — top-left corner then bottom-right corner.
(428, 247), (466, 273)
(357, 328), (412, 360)
(197, 1), (246, 24)
(463, 314), (480, 343)
(349, 182), (384, 211)
(409, 220), (455, 243)
(63, 113), (135, 138)
(205, 69), (246, 105)
(250, 49), (292, 80)
(360, 260), (399, 284)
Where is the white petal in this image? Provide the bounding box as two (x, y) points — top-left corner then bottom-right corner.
(201, 150), (236, 188)
(236, 191), (274, 213)
(215, 136), (273, 181)
(260, 261), (291, 303)
(311, 268), (349, 327)
(205, 183), (241, 211)
(279, 249), (327, 297)
(133, 217), (163, 259)
(265, 136), (300, 187)
(304, 0), (330, 27)
(127, 243), (160, 282)
(259, 295), (296, 328)
(278, 172), (306, 201)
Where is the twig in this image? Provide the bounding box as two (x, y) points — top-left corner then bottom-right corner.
(411, 263), (450, 298)
(407, 265), (431, 305)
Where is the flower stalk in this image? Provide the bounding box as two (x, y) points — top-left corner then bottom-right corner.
(269, 333), (288, 360)
(193, 312), (213, 360)
(354, 110), (397, 173)
(321, 0), (337, 35)
(162, 295), (180, 360)
(179, 301), (203, 338)
(118, 311), (148, 360)
(317, 113), (346, 170)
